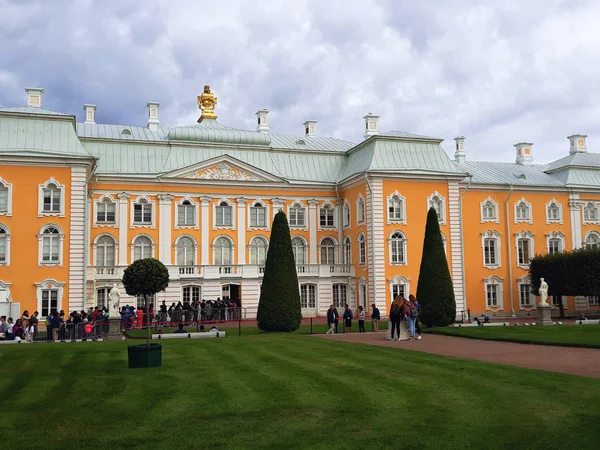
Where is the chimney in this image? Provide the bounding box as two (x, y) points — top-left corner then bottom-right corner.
(25, 88), (44, 108)
(147, 102), (160, 131)
(84, 104), (96, 124)
(454, 136), (466, 163)
(256, 109), (269, 133)
(515, 142), (533, 166)
(363, 113), (379, 139)
(303, 120), (317, 136)
(568, 134), (587, 154)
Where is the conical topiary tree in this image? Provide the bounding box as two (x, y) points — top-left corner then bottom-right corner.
(416, 207), (456, 327)
(257, 211), (302, 332)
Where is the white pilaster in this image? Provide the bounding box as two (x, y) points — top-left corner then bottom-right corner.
(308, 199), (318, 264)
(448, 181), (465, 313)
(200, 196), (211, 265)
(158, 194), (174, 265)
(68, 166), (87, 312)
(271, 197), (285, 223)
(366, 179), (385, 309)
(117, 192), (130, 265)
(237, 197), (248, 264)
(569, 194), (582, 249)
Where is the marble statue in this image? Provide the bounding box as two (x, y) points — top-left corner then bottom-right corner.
(538, 278), (549, 306)
(109, 284), (121, 317)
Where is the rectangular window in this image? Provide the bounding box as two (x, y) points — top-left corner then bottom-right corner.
(588, 296), (599, 306)
(484, 239), (497, 266)
(332, 284), (347, 308)
(359, 240), (366, 265)
(133, 203), (152, 224)
(486, 285), (498, 307)
(548, 206), (559, 220)
(0, 188), (8, 212)
(343, 205), (350, 228)
(548, 238), (561, 255)
(216, 206), (232, 226)
(97, 288), (108, 308)
(43, 189), (61, 212)
(250, 207), (266, 227)
(516, 205), (529, 220)
(183, 286), (201, 303)
(97, 202), (116, 223)
(483, 205), (495, 220)
(177, 204), (196, 226)
(41, 289), (58, 317)
(320, 208), (334, 227)
(358, 200), (365, 224)
(0, 236), (5, 262)
(300, 284), (316, 309)
(517, 239), (531, 265)
(289, 207), (305, 227)
(519, 284), (532, 306)
(392, 284), (405, 300)
(43, 237), (60, 262)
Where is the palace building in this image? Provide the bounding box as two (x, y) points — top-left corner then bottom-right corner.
(1, 86), (599, 320)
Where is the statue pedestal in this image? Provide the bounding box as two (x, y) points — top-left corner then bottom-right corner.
(536, 305), (554, 326)
(105, 317), (125, 341)
(386, 321), (410, 341)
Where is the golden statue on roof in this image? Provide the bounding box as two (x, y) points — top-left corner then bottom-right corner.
(197, 85), (218, 121)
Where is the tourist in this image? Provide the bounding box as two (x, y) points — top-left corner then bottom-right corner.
(199, 325), (206, 332)
(333, 306), (340, 333)
(173, 323), (187, 334)
(12, 318), (25, 341)
(409, 295), (422, 340)
(343, 304), (353, 333)
(371, 303), (380, 332)
(402, 297), (416, 340)
(0, 315), (7, 339)
(50, 312), (62, 341)
(357, 305), (366, 333)
(28, 311), (39, 342)
(21, 310), (30, 332)
(389, 297), (402, 341)
(326, 304), (337, 334)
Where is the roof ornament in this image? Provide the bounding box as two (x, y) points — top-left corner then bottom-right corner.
(197, 85), (218, 122)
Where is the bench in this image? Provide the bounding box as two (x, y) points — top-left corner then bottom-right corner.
(454, 322), (509, 327)
(151, 331), (227, 340)
(575, 319), (600, 325)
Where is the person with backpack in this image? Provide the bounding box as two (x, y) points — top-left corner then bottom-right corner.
(389, 297), (402, 340)
(403, 297), (416, 340)
(409, 294), (422, 340)
(371, 303), (381, 332)
(343, 304), (353, 333)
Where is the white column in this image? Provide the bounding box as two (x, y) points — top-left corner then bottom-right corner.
(448, 181), (465, 314)
(117, 192), (130, 265)
(68, 166), (87, 312)
(569, 194), (582, 249)
(200, 196), (211, 265)
(366, 179), (385, 309)
(158, 194), (174, 265)
(308, 199), (318, 264)
(237, 197), (248, 265)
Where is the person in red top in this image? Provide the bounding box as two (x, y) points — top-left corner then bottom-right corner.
(136, 307), (143, 329)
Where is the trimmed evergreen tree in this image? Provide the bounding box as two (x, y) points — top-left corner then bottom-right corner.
(416, 207), (456, 327)
(257, 211), (302, 332)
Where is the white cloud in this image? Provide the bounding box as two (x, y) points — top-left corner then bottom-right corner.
(1, 0), (599, 163)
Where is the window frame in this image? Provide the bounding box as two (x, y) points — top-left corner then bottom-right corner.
(0, 224), (10, 266)
(213, 199), (235, 229)
(95, 195), (117, 226)
(249, 235), (269, 266)
(35, 278), (65, 318)
(332, 283), (348, 308)
(291, 236), (307, 266)
(319, 203), (336, 229)
(175, 235), (197, 266)
(483, 276), (504, 310)
(584, 231), (600, 250)
(545, 199), (562, 224)
(358, 233), (366, 266)
(387, 191), (407, 225)
(130, 196), (156, 228)
(300, 283), (317, 309)
(38, 178), (65, 217)
(514, 198), (532, 224)
(356, 194), (365, 226)
(182, 285), (202, 303)
(38, 224), (65, 267)
(213, 235), (234, 266)
(343, 236), (352, 265)
(131, 234), (155, 262)
(515, 231), (534, 268)
(343, 200), (351, 229)
(388, 230), (407, 266)
(288, 202), (307, 228)
(481, 230), (501, 269)
(583, 202), (599, 223)
(426, 191), (446, 224)
(480, 197), (499, 223)
(94, 234), (117, 267)
(518, 276), (534, 309)
(546, 231), (565, 255)
(176, 197), (199, 229)
(389, 275), (411, 302)
(0, 176), (13, 216)
(249, 200), (269, 229)
(319, 237), (337, 265)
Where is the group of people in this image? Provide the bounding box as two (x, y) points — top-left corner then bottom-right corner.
(156, 298), (241, 325)
(389, 294), (422, 341)
(0, 312), (40, 342)
(326, 303), (382, 334)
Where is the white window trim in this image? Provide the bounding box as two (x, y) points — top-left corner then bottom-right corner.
(92, 233), (118, 267)
(582, 201), (599, 224)
(130, 234), (156, 262)
(299, 283), (318, 310)
(358, 232), (366, 266)
(174, 234), (198, 266)
(130, 195), (156, 229)
(213, 198), (236, 230)
(318, 201), (337, 231)
(212, 235), (235, 265)
(517, 276), (534, 309)
(248, 199), (270, 230)
(291, 235), (308, 265)
(319, 235), (338, 264)
(514, 197), (533, 224)
(480, 197), (499, 224)
(388, 230), (408, 266)
(388, 275), (411, 302)
(427, 191), (446, 225)
(0, 176), (13, 216)
(248, 235), (269, 265)
(551, 294), (567, 309)
(515, 230), (534, 269)
(356, 194), (365, 226)
(287, 201), (308, 230)
(38, 177), (65, 218)
(483, 276), (504, 311)
(583, 230), (600, 249)
(481, 230), (501, 270)
(0, 224), (11, 266)
(545, 199), (563, 224)
(182, 284), (203, 302)
(93, 194), (117, 228)
(35, 278), (65, 318)
(37, 224), (65, 267)
(175, 196), (200, 230)
(343, 236), (352, 265)
(387, 191), (407, 225)
(343, 199), (351, 230)
(441, 231), (447, 255)
(545, 231), (565, 254)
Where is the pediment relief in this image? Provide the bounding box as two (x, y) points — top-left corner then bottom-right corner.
(183, 162), (264, 181)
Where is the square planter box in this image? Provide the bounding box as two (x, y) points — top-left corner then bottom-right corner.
(128, 343), (162, 368)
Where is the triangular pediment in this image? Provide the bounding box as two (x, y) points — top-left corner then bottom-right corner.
(163, 155), (286, 183)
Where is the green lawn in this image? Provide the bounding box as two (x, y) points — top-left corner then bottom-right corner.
(1, 335), (599, 449)
(426, 324), (600, 348)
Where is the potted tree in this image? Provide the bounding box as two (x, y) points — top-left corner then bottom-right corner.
(122, 258), (169, 368)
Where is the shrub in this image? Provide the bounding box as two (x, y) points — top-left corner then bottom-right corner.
(257, 211), (302, 332)
(416, 208), (456, 327)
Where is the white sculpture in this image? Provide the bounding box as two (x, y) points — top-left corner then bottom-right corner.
(538, 278), (549, 306)
(109, 284), (121, 317)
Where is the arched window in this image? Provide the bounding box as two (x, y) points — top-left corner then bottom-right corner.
(97, 197), (116, 223)
(0, 225), (8, 264)
(177, 200), (196, 227)
(388, 195), (404, 221)
(133, 198), (152, 224)
(320, 238), (336, 265)
(0, 177), (11, 214)
(133, 236), (152, 261)
(429, 195), (443, 221)
(216, 201), (233, 227)
(546, 201), (561, 222)
(357, 196), (365, 224)
(289, 203), (306, 227)
(343, 202), (350, 228)
(292, 237), (306, 265)
(515, 200), (531, 222)
(585, 232), (600, 250)
(343, 237), (351, 265)
(358, 233), (366, 265)
(176, 236), (196, 266)
(96, 235), (116, 266)
(42, 227), (61, 263)
(250, 202), (267, 227)
(584, 202), (598, 222)
(43, 183), (61, 213)
(214, 237), (233, 265)
(249, 236), (268, 265)
(389, 232), (406, 264)
(481, 199), (497, 221)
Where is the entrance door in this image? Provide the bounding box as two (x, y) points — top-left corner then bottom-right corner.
(360, 283), (367, 309)
(228, 284), (241, 306)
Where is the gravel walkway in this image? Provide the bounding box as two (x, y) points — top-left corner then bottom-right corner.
(316, 332), (600, 378)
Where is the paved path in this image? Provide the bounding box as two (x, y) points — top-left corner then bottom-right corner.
(316, 332), (600, 378)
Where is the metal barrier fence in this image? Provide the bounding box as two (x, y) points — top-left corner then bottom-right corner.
(1, 322), (108, 343)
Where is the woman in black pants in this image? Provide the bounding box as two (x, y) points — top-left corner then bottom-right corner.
(389, 297), (402, 340)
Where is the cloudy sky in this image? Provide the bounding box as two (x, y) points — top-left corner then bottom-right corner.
(1, 0), (599, 163)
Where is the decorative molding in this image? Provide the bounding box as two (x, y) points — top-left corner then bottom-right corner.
(426, 191), (446, 225)
(582, 201), (599, 224)
(356, 194), (366, 226)
(38, 177), (66, 218)
(387, 230), (407, 266)
(480, 196), (499, 223)
(545, 199), (563, 224)
(483, 276), (504, 311)
(287, 201), (308, 229)
(158, 193), (175, 202)
(0, 224), (11, 266)
(0, 176), (13, 216)
(93, 194), (117, 228)
(481, 230), (501, 270)
(212, 198), (236, 230)
(270, 197), (286, 221)
(174, 196), (200, 230)
(130, 195), (156, 229)
(545, 231), (565, 254)
(514, 197), (533, 224)
(515, 230), (535, 269)
(37, 224), (65, 267)
(185, 162), (263, 181)
(130, 234), (156, 262)
(386, 190), (407, 225)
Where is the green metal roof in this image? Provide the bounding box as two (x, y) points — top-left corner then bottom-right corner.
(0, 106), (72, 116)
(168, 119), (271, 146)
(454, 161), (564, 187)
(545, 152), (600, 172)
